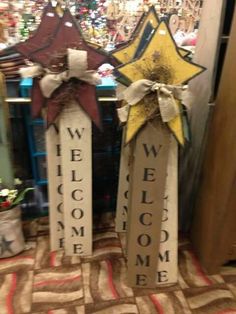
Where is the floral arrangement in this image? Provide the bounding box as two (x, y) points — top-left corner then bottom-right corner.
(0, 179), (33, 212)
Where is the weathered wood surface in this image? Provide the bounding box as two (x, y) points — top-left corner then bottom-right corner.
(115, 127), (130, 232)
(179, 0), (226, 231)
(191, 7), (236, 274)
(157, 136), (178, 285)
(60, 101), (92, 256)
(46, 121), (64, 251)
(116, 128), (178, 285)
(127, 121), (170, 288)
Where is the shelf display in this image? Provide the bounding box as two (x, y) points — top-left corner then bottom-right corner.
(0, 0), (203, 51)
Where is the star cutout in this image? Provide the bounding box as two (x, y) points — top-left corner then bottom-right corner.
(117, 22), (204, 144)
(27, 9), (108, 129)
(0, 235), (14, 255)
(15, 3), (60, 58)
(31, 9), (107, 70)
(112, 6), (189, 66)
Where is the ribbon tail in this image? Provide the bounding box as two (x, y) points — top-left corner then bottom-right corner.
(31, 78), (45, 118)
(158, 93), (180, 122)
(46, 97), (63, 127)
(19, 64), (43, 78)
(117, 104), (129, 123)
(74, 83), (102, 130)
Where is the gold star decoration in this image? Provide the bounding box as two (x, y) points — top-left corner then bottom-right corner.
(117, 22), (204, 144)
(112, 6), (189, 66)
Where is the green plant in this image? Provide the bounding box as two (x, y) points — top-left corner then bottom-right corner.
(0, 178), (34, 212)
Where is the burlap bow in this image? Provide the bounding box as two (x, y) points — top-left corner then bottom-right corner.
(117, 79), (187, 123)
(19, 48), (102, 98)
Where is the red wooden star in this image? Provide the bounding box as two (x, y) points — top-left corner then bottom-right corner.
(28, 9), (109, 129)
(31, 9), (108, 70)
(15, 3), (60, 58)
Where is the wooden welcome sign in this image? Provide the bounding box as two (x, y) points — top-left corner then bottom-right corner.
(113, 7), (204, 287)
(60, 102), (92, 255)
(18, 6), (108, 256)
(46, 104), (92, 255)
(46, 122), (64, 250)
(116, 134), (178, 285)
(115, 127), (130, 233)
(127, 121), (170, 288)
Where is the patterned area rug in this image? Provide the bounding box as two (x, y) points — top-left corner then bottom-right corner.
(0, 213), (236, 314)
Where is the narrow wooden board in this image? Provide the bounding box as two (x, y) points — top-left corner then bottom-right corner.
(60, 101), (92, 256)
(127, 120), (170, 288)
(116, 131), (178, 285)
(179, 0), (226, 230)
(157, 136), (178, 285)
(46, 121), (64, 251)
(192, 7), (236, 273)
(115, 127), (130, 232)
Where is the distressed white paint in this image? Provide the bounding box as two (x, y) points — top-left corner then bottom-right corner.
(46, 121), (64, 251)
(115, 127), (130, 232)
(60, 101), (92, 256)
(157, 136), (178, 285)
(115, 130), (178, 285)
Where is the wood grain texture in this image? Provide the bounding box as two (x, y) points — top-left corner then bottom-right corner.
(157, 137), (178, 285)
(115, 127), (130, 232)
(116, 133), (178, 285)
(191, 7), (236, 274)
(179, 0), (226, 231)
(46, 122), (64, 251)
(127, 121), (170, 288)
(60, 101), (92, 256)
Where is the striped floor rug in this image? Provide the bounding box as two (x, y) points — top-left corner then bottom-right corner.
(0, 214), (236, 314)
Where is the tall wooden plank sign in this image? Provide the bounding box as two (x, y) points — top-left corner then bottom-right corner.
(60, 101), (92, 256)
(127, 121), (170, 288)
(115, 127), (130, 233)
(46, 122), (64, 251)
(157, 137), (178, 284)
(116, 134), (178, 285)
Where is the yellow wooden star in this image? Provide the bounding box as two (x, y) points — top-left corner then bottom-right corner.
(118, 22), (204, 144)
(112, 7), (189, 65)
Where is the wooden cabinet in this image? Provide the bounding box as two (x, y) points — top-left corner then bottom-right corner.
(191, 6), (236, 274)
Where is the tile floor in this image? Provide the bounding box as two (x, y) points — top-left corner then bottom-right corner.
(0, 213), (236, 314)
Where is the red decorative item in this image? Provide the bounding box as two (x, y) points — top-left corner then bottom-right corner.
(15, 3), (60, 58)
(1, 201), (11, 208)
(22, 9), (109, 129)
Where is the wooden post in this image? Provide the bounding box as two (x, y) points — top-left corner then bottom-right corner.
(179, 0), (226, 231)
(60, 101), (92, 256)
(46, 121), (64, 251)
(127, 121), (170, 288)
(157, 137), (178, 284)
(191, 7), (236, 273)
(116, 131), (178, 286)
(115, 127), (130, 232)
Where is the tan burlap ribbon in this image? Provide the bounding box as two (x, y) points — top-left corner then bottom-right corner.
(117, 79), (187, 123)
(19, 48), (102, 98)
